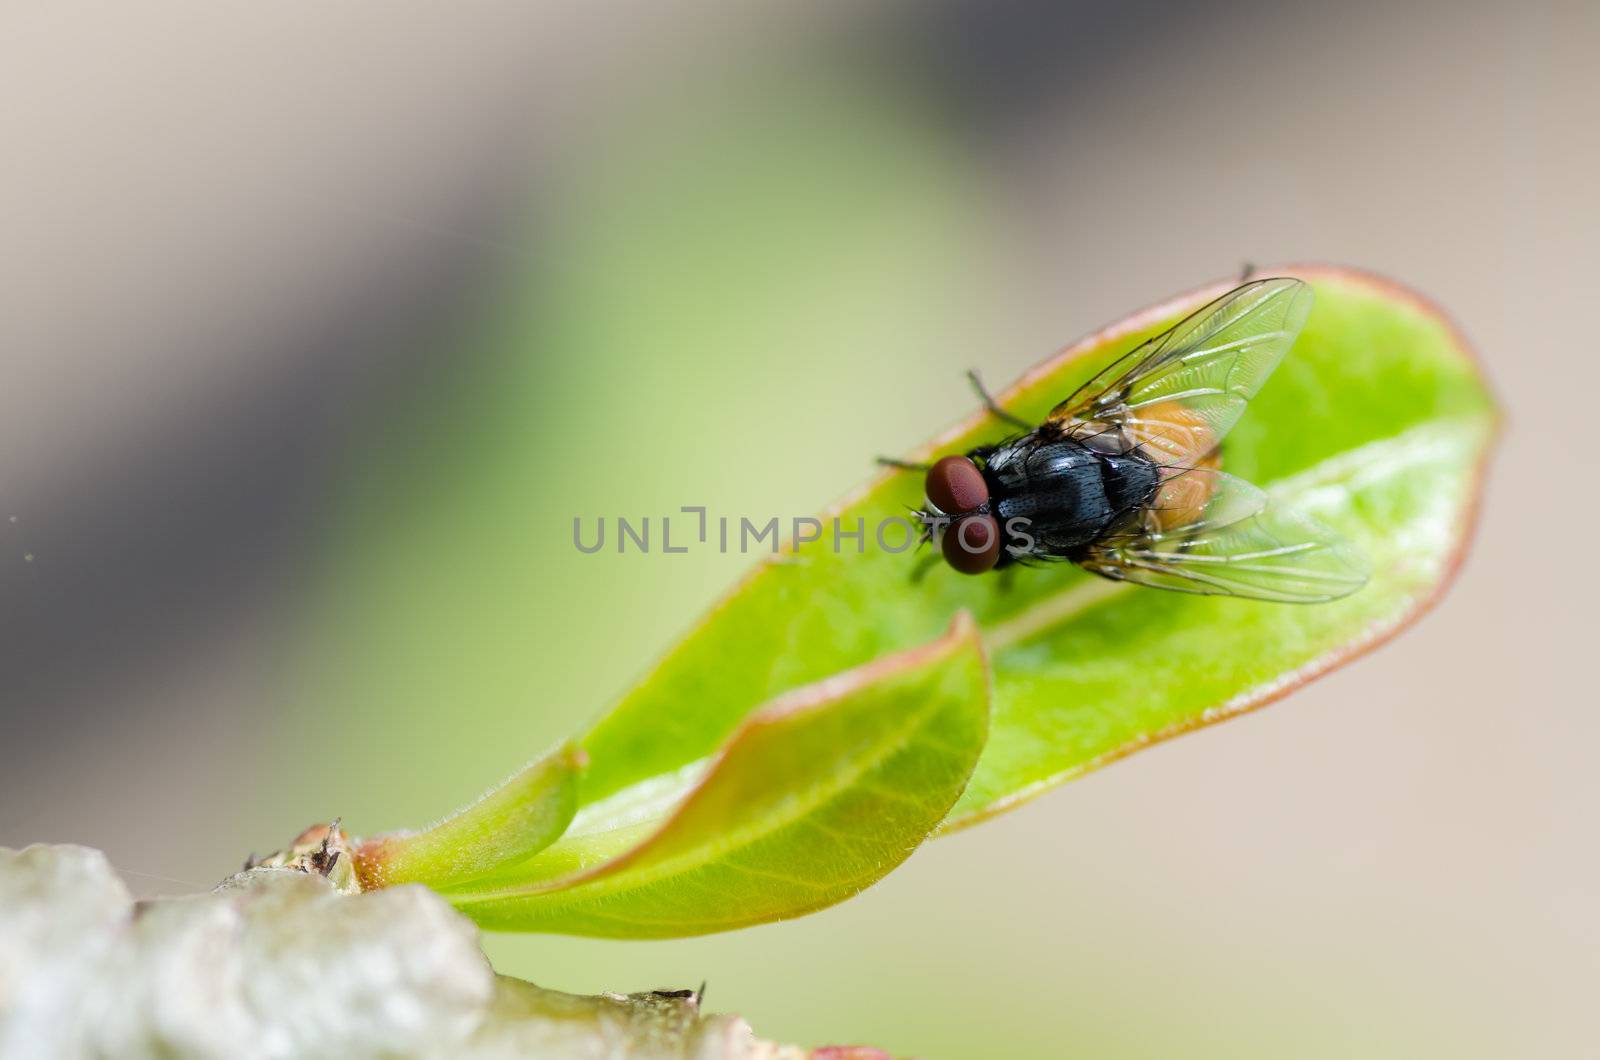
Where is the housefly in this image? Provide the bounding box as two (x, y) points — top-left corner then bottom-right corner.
(887, 278), (1367, 602)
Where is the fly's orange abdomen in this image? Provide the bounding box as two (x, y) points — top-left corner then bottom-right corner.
(1140, 401), (1221, 531)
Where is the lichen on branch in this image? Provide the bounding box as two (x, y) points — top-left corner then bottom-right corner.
(0, 844), (882, 1060)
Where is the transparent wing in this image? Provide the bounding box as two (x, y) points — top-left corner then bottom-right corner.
(1082, 470), (1369, 603)
(1093, 466), (1267, 540)
(1048, 278), (1313, 466)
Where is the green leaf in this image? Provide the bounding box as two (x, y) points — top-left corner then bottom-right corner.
(578, 266), (1497, 832)
(440, 614), (989, 936)
(353, 743), (583, 890)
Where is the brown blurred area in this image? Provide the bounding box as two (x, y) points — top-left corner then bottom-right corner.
(2, 1), (1596, 1056)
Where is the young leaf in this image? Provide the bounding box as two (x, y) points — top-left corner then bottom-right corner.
(440, 614), (989, 936)
(353, 743), (584, 890)
(578, 266), (1497, 832)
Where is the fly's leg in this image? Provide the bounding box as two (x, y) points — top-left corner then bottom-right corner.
(1238, 261), (1256, 282)
(996, 564), (1018, 594)
(967, 370), (1032, 430)
(903, 513), (941, 584)
(880, 445), (995, 472)
(909, 549), (941, 584)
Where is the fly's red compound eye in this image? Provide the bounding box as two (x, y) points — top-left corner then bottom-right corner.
(925, 455), (989, 515)
(942, 513), (1001, 575)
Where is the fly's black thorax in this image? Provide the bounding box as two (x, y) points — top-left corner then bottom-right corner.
(983, 435), (1161, 558)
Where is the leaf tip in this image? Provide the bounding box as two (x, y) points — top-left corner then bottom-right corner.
(353, 741), (586, 893)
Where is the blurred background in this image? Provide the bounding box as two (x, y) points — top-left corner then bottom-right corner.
(2, 1), (1594, 1056)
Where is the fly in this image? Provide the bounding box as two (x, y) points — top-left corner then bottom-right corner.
(883, 278), (1368, 603)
